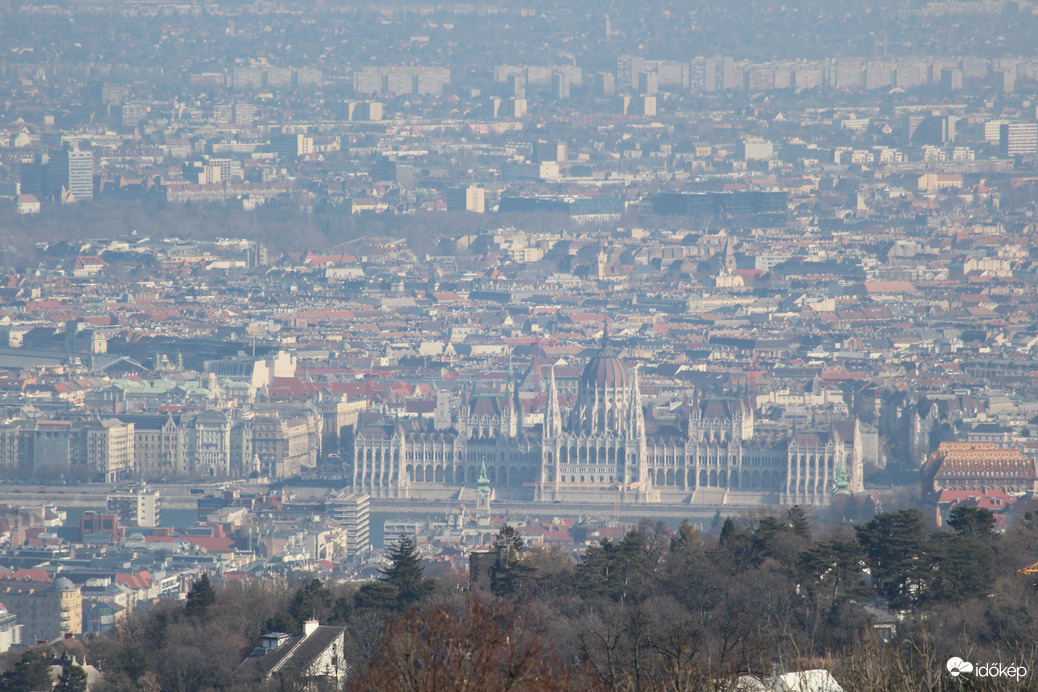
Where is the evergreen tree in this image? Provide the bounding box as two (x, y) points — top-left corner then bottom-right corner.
(786, 505), (812, 539)
(797, 539), (868, 604)
(55, 663), (88, 692)
(719, 517), (737, 546)
(1, 649), (53, 692)
(185, 572), (216, 618)
(576, 523), (666, 604)
(354, 582), (402, 611)
(947, 505), (996, 539)
(264, 611), (297, 634)
(490, 525), (536, 598)
(718, 516), (755, 570)
(288, 578), (334, 626)
(855, 509), (928, 609)
(925, 533), (996, 604)
(710, 510), (723, 533)
(380, 535), (434, 603)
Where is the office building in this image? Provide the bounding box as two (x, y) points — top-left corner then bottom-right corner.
(1000, 122), (1038, 155)
(107, 484), (161, 528)
(327, 492), (370, 557)
(446, 185), (485, 213)
(52, 147), (94, 201)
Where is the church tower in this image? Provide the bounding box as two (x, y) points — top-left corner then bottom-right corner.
(476, 460), (492, 526)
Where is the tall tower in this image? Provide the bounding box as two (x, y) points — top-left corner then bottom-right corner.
(625, 366), (647, 486)
(52, 146), (94, 201)
(476, 460), (492, 526)
(544, 367), (562, 438)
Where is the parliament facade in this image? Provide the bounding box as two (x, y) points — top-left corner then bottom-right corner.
(353, 346), (865, 507)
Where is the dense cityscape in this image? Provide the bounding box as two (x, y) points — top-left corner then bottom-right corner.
(2, 0), (1038, 689)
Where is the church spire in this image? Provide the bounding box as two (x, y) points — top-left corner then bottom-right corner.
(545, 366), (562, 438)
(626, 366), (646, 446)
(503, 351), (517, 437)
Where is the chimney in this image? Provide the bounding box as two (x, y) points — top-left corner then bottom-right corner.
(303, 619), (319, 637)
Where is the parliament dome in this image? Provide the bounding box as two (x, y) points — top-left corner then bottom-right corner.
(579, 351), (630, 390)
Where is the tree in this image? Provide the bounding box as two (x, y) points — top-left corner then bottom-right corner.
(380, 535), (435, 604)
(354, 582), (402, 611)
(351, 596), (599, 692)
(0, 649), (54, 692)
(719, 517), (737, 546)
(855, 509), (928, 609)
(718, 516), (755, 571)
(924, 533), (995, 605)
(576, 521), (669, 605)
(288, 578), (334, 625)
(947, 505), (996, 539)
(488, 525), (537, 599)
(55, 663), (88, 692)
(786, 505), (812, 539)
(185, 572), (217, 617)
(751, 515), (799, 566)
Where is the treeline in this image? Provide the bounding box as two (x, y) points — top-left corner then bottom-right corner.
(13, 505), (1038, 691)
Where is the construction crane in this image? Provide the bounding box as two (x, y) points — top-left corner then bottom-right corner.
(1017, 561), (1038, 576)
(613, 482), (642, 523)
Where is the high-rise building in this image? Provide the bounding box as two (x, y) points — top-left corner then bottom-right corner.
(446, 186), (485, 213)
(552, 72), (570, 100)
(107, 484), (161, 528)
(1000, 122), (1038, 155)
(638, 71), (659, 95)
(532, 141), (567, 164)
(616, 54), (642, 91)
(984, 120), (1008, 143)
(940, 67), (963, 92)
(327, 492), (370, 557)
(507, 98), (527, 118)
(52, 147), (94, 201)
(271, 133), (314, 158)
(21, 147), (93, 202)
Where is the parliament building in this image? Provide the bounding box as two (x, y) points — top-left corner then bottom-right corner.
(353, 343), (864, 507)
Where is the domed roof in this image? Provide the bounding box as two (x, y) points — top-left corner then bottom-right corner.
(53, 577), (76, 591)
(580, 350), (630, 390)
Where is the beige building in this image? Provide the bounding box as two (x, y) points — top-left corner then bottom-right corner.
(106, 484), (160, 528)
(0, 577), (81, 643)
(319, 395), (365, 457)
(355, 346), (863, 508)
(253, 414), (320, 478)
(924, 441), (1038, 498)
(87, 419), (135, 483)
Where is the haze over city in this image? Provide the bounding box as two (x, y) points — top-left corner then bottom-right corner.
(1, 0), (1038, 690)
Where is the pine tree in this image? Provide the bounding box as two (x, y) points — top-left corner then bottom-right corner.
(490, 525), (536, 598)
(55, 663), (88, 692)
(380, 535), (434, 604)
(947, 505), (996, 539)
(1, 649), (53, 692)
(856, 509), (928, 609)
(786, 505), (812, 539)
(719, 517), (737, 546)
(185, 572), (217, 618)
